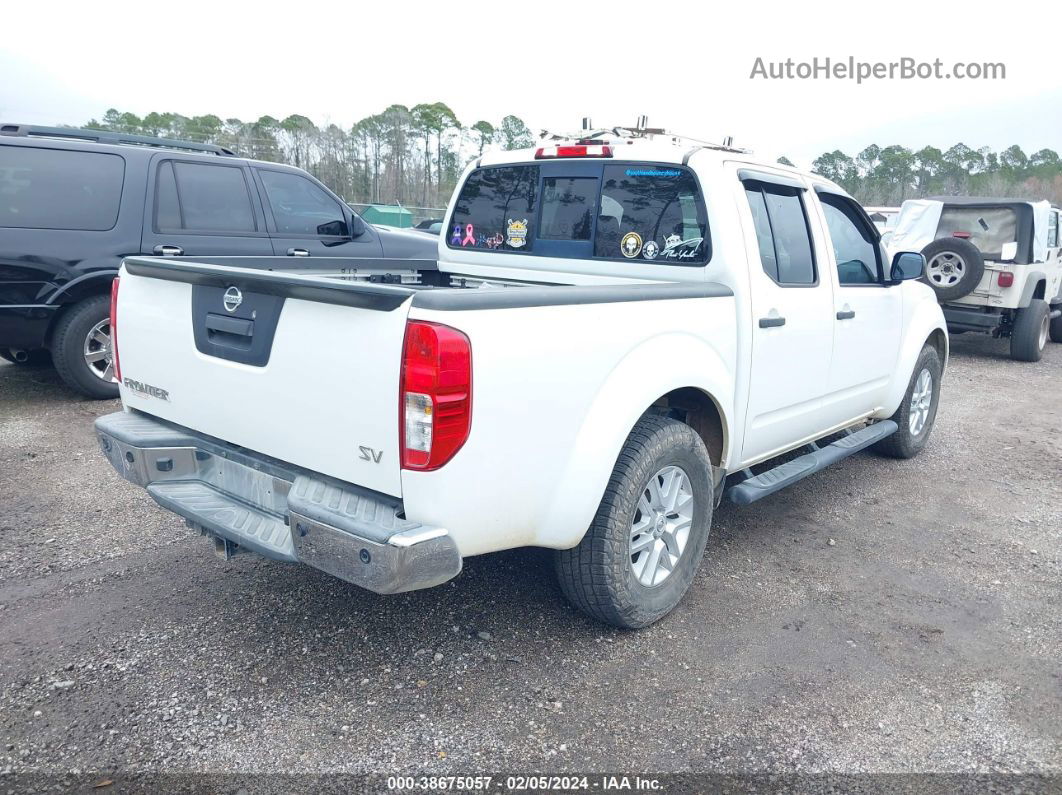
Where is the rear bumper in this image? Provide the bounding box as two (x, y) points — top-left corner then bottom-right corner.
(94, 410), (461, 594)
(942, 304), (1007, 334)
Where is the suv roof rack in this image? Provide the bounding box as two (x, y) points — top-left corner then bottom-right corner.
(0, 123), (236, 156)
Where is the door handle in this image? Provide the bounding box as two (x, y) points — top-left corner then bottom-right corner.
(153, 244), (183, 256)
(836, 309), (856, 320)
(287, 248), (310, 257)
(758, 316), (786, 328)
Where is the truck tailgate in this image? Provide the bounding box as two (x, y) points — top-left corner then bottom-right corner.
(115, 258), (414, 497)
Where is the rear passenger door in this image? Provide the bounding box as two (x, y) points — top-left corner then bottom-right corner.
(142, 157), (273, 257)
(254, 168), (383, 258)
(738, 171), (835, 463)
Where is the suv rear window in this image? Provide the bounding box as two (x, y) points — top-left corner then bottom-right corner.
(0, 146), (124, 231)
(936, 207), (1017, 257)
(155, 161), (257, 234)
(446, 162), (710, 265)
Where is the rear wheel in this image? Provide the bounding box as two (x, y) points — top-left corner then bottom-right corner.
(1010, 299), (1049, 362)
(872, 344), (942, 460)
(1050, 305), (1062, 344)
(555, 415), (713, 629)
(50, 295), (119, 399)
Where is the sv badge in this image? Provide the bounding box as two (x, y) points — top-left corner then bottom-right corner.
(359, 446), (383, 464)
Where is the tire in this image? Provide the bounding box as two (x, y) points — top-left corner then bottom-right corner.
(0, 348), (51, 366)
(920, 238), (985, 302)
(1051, 304), (1062, 344)
(872, 344), (942, 460)
(1010, 299), (1050, 362)
(50, 295), (119, 399)
(555, 415), (713, 629)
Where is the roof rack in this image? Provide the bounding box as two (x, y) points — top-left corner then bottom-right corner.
(538, 117), (750, 155)
(0, 123), (236, 156)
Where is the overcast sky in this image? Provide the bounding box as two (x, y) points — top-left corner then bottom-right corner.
(4, 0), (1060, 168)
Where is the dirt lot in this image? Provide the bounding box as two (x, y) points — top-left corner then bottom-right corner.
(0, 335), (1059, 783)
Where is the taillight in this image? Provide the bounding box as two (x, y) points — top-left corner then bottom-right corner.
(400, 321), (472, 470)
(110, 276), (121, 383)
(534, 144), (613, 159)
(997, 271), (1015, 288)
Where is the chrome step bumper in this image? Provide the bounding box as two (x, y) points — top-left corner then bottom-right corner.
(94, 411), (461, 594)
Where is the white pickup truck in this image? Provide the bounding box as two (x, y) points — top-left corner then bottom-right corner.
(96, 130), (948, 628)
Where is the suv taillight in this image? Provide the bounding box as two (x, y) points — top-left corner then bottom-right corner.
(400, 320), (472, 470)
(110, 276), (122, 383)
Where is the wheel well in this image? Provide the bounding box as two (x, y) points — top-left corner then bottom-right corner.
(1032, 279), (1046, 300)
(650, 387), (726, 467)
(927, 328), (948, 370)
(45, 275), (115, 347)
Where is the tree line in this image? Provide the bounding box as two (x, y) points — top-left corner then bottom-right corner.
(799, 143), (1062, 206)
(84, 105), (535, 209)
(83, 108), (1062, 209)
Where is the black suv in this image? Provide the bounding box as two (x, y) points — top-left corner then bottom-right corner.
(0, 124), (437, 398)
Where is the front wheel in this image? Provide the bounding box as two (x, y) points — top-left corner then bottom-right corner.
(50, 295), (120, 399)
(1010, 300), (1050, 362)
(872, 344), (942, 459)
(555, 415), (713, 629)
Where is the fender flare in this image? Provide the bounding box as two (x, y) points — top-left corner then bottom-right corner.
(536, 331), (734, 550)
(46, 270), (118, 305)
(1017, 270), (1047, 307)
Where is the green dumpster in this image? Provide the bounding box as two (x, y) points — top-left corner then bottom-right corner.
(360, 205), (414, 228)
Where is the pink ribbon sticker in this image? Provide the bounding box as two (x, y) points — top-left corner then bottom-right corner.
(462, 224), (475, 246)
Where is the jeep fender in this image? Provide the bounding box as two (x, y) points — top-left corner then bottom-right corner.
(878, 287), (948, 418)
(536, 332), (734, 550)
(1017, 270), (1047, 307)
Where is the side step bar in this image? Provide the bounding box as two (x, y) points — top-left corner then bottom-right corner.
(726, 421), (898, 506)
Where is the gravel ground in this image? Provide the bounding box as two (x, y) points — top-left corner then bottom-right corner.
(0, 334), (1059, 784)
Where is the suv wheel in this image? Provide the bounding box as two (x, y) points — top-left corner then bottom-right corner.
(555, 415), (713, 629)
(920, 238), (985, 302)
(872, 344), (942, 459)
(1010, 299), (1049, 363)
(51, 295), (119, 399)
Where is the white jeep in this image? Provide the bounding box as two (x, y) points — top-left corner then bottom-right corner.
(95, 126), (948, 628)
(889, 197), (1062, 361)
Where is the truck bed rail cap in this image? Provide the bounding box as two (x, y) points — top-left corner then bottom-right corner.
(410, 281), (733, 311)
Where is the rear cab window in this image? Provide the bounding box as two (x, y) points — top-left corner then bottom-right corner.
(446, 161), (710, 266)
(0, 145), (125, 231)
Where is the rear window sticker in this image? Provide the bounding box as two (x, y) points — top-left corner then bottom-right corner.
(621, 231), (643, 258)
(506, 218), (528, 248)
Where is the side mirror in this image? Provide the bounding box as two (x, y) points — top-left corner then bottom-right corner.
(316, 219), (348, 237)
(890, 251), (925, 284)
(348, 213), (366, 238)
(1000, 241), (1018, 262)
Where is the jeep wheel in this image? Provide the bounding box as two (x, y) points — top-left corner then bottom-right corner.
(51, 295), (119, 399)
(920, 238), (985, 302)
(555, 414), (713, 629)
(1048, 304), (1062, 344)
(1010, 299), (1050, 362)
(872, 344), (942, 459)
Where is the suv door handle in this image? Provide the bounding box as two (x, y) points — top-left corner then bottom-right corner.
(836, 309), (856, 320)
(152, 245), (183, 256)
(287, 248), (310, 257)
(758, 316), (786, 328)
